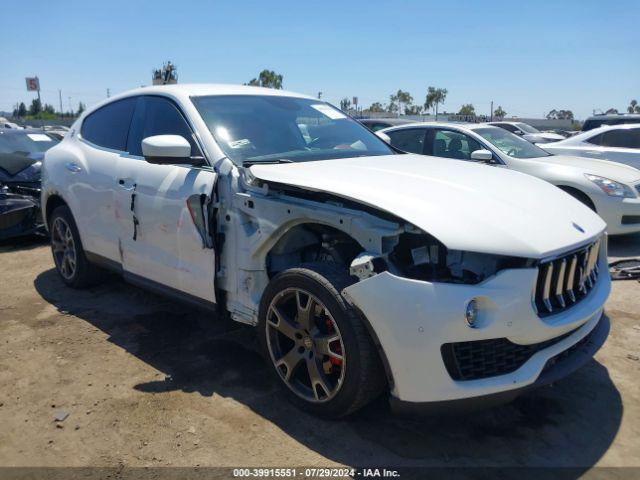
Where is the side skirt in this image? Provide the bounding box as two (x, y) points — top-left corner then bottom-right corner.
(85, 251), (219, 314)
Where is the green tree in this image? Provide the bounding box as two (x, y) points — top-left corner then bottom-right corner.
(339, 97), (351, 112)
(627, 99), (640, 113)
(43, 103), (56, 115)
(29, 98), (42, 115)
(546, 109), (573, 120)
(390, 90), (413, 116)
(424, 87), (448, 120)
(368, 102), (384, 113)
(405, 105), (423, 115)
(493, 106), (506, 119)
(458, 104), (475, 116)
(77, 102), (86, 116)
(246, 69), (283, 89)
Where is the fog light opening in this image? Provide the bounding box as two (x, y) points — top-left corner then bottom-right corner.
(465, 299), (479, 328)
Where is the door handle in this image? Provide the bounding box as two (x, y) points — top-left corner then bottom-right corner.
(65, 162), (82, 173)
(585, 151), (602, 156)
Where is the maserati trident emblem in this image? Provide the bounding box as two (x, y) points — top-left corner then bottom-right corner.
(572, 222), (585, 233)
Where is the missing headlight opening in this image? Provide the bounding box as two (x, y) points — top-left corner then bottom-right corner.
(388, 231), (533, 284)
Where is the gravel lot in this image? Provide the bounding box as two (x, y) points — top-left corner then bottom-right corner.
(0, 234), (639, 473)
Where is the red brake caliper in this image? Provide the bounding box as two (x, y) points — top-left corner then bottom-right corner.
(325, 319), (343, 368)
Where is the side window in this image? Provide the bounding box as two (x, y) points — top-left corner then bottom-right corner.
(500, 123), (518, 133)
(127, 96), (200, 157)
(433, 130), (482, 160)
(586, 133), (603, 146)
(599, 129), (640, 149)
(81, 98), (136, 150)
(386, 129), (426, 154)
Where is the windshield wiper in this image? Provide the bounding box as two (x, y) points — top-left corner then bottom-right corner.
(242, 159), (294, 167)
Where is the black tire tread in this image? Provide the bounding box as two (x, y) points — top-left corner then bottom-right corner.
(262, 261), (386, 417)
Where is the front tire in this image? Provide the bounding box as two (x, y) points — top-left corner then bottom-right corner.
(258, 262), (386, 418)
(49, 205), (102, 288)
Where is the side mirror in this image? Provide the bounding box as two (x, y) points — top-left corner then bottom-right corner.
(142, 135), (201, 165)
(470, 149), (494, 162)
(375, 131), (392, 144)
(514, 130), (524, 135)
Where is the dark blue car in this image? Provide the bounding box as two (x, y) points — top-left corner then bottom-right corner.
(0, 129), (59, 240)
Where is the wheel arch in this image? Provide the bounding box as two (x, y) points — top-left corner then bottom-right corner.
(556, 184), (597, 211)
(264, 221), (365, 278)
(43, 193), (70, 230)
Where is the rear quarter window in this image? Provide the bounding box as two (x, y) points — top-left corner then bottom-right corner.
(80, 98), (136, 150)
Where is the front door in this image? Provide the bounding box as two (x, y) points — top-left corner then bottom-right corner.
(115, 95), (217, 303)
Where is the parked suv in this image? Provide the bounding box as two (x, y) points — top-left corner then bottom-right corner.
(42, 85), (610, 417)
(582, 114), (640, 132)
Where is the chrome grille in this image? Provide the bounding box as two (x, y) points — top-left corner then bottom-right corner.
(534, 238), (601, 317)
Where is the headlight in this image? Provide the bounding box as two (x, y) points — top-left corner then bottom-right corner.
(389, 231), (534, 284)
(585, 174), (636, 198)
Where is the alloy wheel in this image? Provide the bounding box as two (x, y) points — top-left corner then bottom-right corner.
(265, 288), (346, 403)
(51, 217), (77, 280)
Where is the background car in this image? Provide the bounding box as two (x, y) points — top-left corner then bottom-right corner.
(487, 121), (566, 144)
(42, 125), (70, 140)
(582, 113), (640, 131)
(378, 122), (640, 235)
(0, 129), (58, 239)
(541, 124), (640, 170)
(358, 118), (415, 131)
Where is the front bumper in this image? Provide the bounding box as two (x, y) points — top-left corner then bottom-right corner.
(342, 246), (611, 405)
(594, 193), (640, 235)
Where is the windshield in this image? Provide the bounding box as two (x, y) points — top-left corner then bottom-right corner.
(516, 123), (540, 134)
(192, 95), (394, 165)
(474, 127), (551, 158)
(0, 132), (58, 154)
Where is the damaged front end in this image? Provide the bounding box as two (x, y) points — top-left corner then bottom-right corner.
(0, 154), (46, 240)
(351, 227), (534, 286)
(0, 188), (43, 240)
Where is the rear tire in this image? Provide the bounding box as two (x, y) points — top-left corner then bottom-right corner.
(258, 262), (386, 418)
(49, 205), (103, 288)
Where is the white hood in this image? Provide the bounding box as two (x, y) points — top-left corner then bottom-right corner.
(249, 154), (606, 259)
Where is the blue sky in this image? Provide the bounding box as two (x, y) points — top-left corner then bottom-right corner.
(2, 0), (638, 119)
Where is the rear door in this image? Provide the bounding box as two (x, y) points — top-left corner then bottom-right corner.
(75, 97), (136, 261)
(385, 128), (427, 154)
(578, 128), (640, 167)
(115, 95), (217, 303)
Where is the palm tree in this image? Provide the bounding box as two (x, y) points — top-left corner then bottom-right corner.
(493, 106), (506, 119)
(424, 87), (448, 120)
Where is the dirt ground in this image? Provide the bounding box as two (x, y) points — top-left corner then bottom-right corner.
(0, 234), (639, 474)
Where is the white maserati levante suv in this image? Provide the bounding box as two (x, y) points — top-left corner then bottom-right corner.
(42, 85), (610, 417)
(378, 123), (640, 236)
